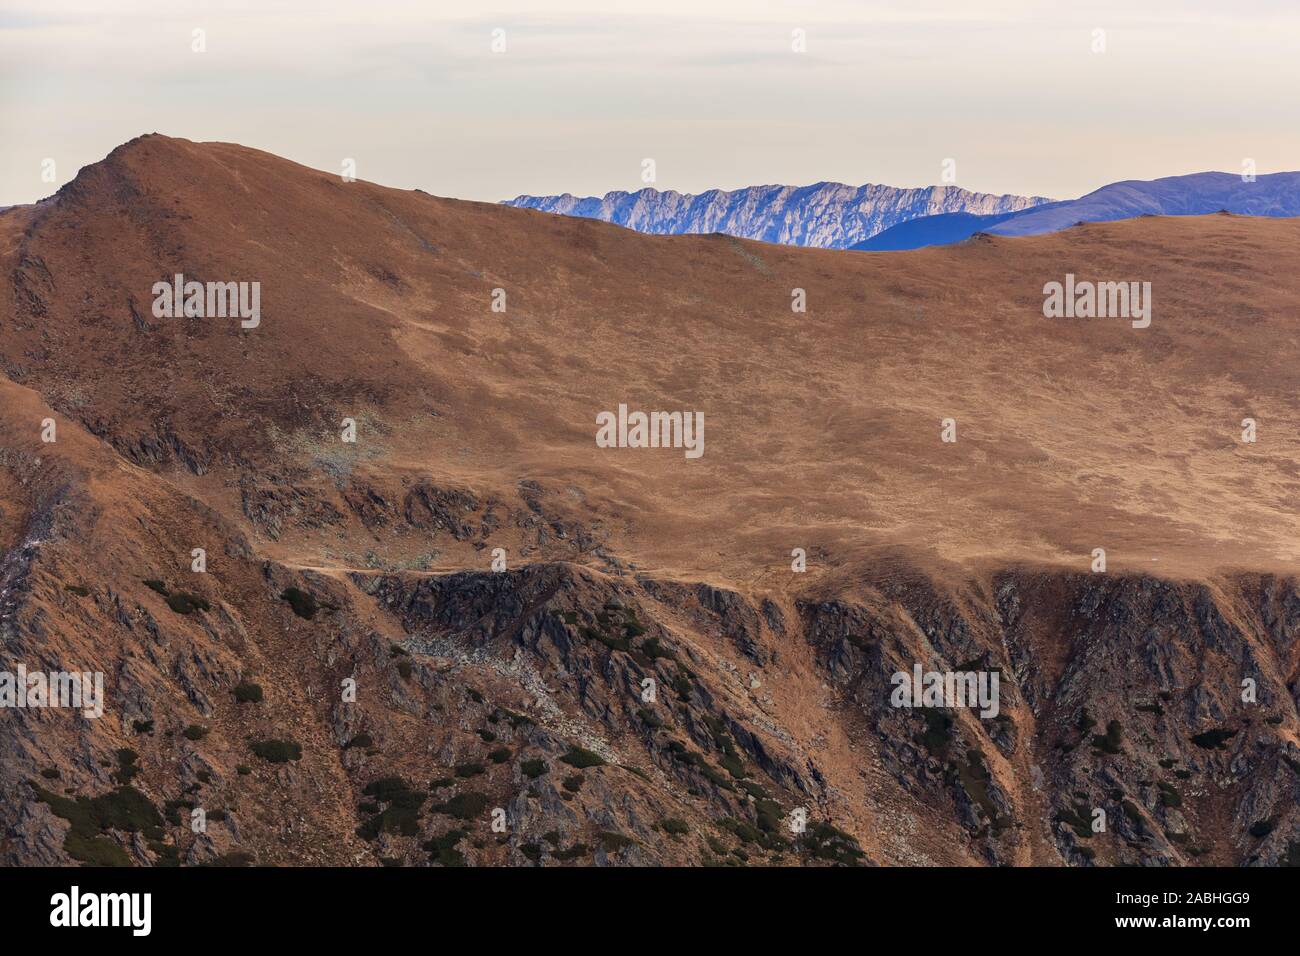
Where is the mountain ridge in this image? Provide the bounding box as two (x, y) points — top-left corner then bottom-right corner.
(856, 170), (1300, 250)
(504, 180), (1052, 249)
(4, 135), (1300, 869)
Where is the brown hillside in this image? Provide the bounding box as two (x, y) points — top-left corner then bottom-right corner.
(2, 135), (1299, 868)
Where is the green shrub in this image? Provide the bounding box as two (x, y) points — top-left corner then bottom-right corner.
(1191, 728), (1238, 750)
(520, 759), (548, 779)
(454, 762), (485, 778)
(35, 784), (162, 867)
(131, 719), (154, 735)
(560, 746), (605, 769)
(917, 709), (955, 757)
(64, 584), (90, 597)
(357, 776), (426, 839)
(166, 592), (210, 615)
(562, 774), (584, 793)
(800, 821), (864, 865)
(661, 818), (689, 835)
(488, 747), (511, 764)
(233, 682), (263, 704)
(433, 792), (489, 820)
(182, 725), (209, 741)
(423, 829), (468, 867)
(112, 748), (140, 785)
(343, 732), (374, 750)
(250, 739), (302, 763)
(1091, 720), (1123, 755)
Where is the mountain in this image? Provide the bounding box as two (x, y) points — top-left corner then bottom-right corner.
(504, 182), (1051, 249)
(850, 210), (1021, 251)
(4, 135), (1300, 868)
(855, 171), (1300, 250)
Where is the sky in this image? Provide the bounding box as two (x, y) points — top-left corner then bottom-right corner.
(3, 0), (1300, 206)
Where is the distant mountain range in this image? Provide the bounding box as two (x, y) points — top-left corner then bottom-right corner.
(509, 171), (1300, 253)
(503, 183), (1051, 249)
(854, 171), (1300, 250)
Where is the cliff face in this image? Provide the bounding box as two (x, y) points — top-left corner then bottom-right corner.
(2, 136), (1298, 867)
(505, 182), (1050, 248)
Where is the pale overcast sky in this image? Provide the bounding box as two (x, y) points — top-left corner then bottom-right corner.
(3, 0), (1300, 205)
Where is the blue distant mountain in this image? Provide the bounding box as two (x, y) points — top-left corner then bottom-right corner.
(850, 211), (1021, 250)
(852, 171), (1300, 250)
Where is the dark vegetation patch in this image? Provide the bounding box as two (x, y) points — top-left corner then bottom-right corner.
(560, 746), (605, 769)
(492, 708), (533, 730)
(35, 784), (162, 867)
(112, 748), (140, 785)
(432, 791), (490, 820)
(667, 741), (734, 791)
(250, 739), (302, 763)
(357, 776), (426, 839)
(233, 682), (263, 703)
(166, 592), (210, 615)
(1091, 720), (1123, 756)
(424, 829), (468, 866)
(280, 586), (328, 619)
(569, 604), (649, 654)
(1191, 728), (1237, 750)
(800, 821), (865, 865)
(551, 842), (590, 862)
(1054, 803), (1094, 840)
(950, 748), (1009, 834)
(916, 708), (954, 757)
